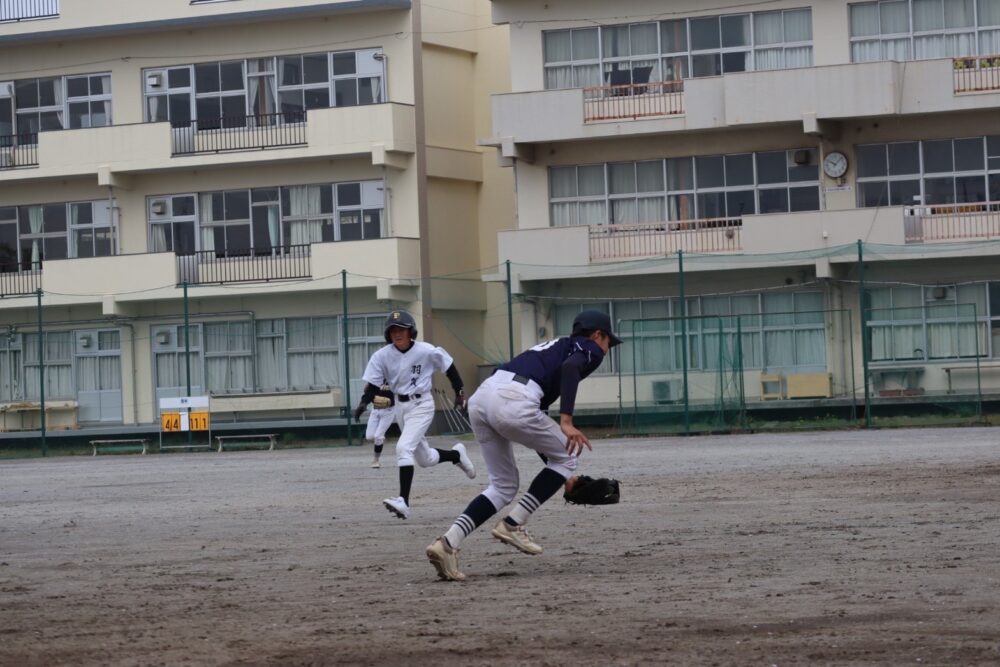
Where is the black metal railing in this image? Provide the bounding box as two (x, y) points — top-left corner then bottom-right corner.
(0, 267), (41, 297)
(0, 133), (39, 170)
(176, 245), (312, 285)
(171, 112), (307, 156)
(0, 0), (58, 21)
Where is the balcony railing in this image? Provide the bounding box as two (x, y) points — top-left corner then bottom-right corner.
(904, 201), (1000, 243)
(589, 218), (742, 260)
(171, 113), (307, 156)
(0, 0), (58, 22)
(583, 80), (685, 123)
(176, 245), (312, 285)
(0, 267), (41, 297)
(953, 55), (1000, 93)
(0, 134), (39, 170)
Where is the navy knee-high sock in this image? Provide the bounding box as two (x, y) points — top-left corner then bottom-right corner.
(443, 494), (498, 549)
(399, 465), (414, 503)
(505, 467), (566, 526)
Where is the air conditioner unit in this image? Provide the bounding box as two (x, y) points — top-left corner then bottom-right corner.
(793, 149), (812, 165)
(652, 379), (681, 405)
(930, 285), (948, 300)
(150, 200), (167, 215)
(156, 331), (171, 345)
(146, 72), (164, 90)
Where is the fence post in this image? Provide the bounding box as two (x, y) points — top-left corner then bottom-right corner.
(506, 260), (514, 361)
(736, 317), (746, 427)
(678, 250), (690, 434)
(183, 281), (192, 447)
(857, 240), (872, 428)
(36, 288), (46, 457)
(342, 270), (353, 447)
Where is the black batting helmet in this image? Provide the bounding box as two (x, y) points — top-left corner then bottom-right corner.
(384, 310), (418, 343)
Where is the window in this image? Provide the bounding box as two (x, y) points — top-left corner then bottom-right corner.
(153, 324), (203, 397)
(204, 321), (253, 393)
(549, 149), (820, 226)
(69, 201), (113, 258)
(147, 180), (385, 254)
(856, 135), (1000, 207)
(12, 73), (112, 137)
(554, 291), (826, 375)
(143, 49), (385, 125)
(850, 0), (1000, 62)
(149, 195), (197, 254)
(543, 8), (812, 89)
(1, 0), (59, 21)
(23, 331), (73, 399)
(286, 317), (339, 390)
(0, 333), (22, 402)
(66, 74), (112, 129)
(866, 284), (986, 360)
(0, 200), (112, 270)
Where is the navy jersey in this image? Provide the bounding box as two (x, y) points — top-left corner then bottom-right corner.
(497, 336), (606, 415)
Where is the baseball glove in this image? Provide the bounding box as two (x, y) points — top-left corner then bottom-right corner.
(372, 395), (392, 409)
(564, 475), (620, 506)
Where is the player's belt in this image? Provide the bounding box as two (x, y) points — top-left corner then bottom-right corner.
(511, 374), (530, 385)
(396, 393), (423, 402)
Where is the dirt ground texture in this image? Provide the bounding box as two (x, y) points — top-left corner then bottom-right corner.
(1, 428), (999, 666)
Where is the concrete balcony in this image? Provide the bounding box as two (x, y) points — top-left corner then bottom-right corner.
(0, 103), (416, 184)
(488, 59), (1000, 151)
(496, 205), (1000, 282)
(0, 236), (421, 311)
(0, 0), (410, 43)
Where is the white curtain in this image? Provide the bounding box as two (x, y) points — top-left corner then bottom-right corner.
(151, 224), (169, 252)
(630, 23), (659, 55)
(915, 0), (944, 31)
(609, 163), (635, 194)
(578, 201), (607, 226)
(544, 30), (572, 63)
(577, 165), (605, 196)
(785, 46), (813, 68)
(980, 30), (1000, 54)
(611, 199), (637, 225)
(945, 0), (975, 28)
(602, 26), (630, 58)
(545, 66), (573, 90)
(882, 38), (913, 60)
(28, 206), (42, 267)
(851, 3), (881, 37)
(764, 330), (794, 367)
(574, 64), (602, 88)
(784, 9), (812, 41)
(550, 167), (577, 198)
(795, 329), (826, 366)
(881, 1), (911, 33)
(755, 47), (784, 70)
(637, 197), (665, 223)
(853, 40), (883, 62)
(551, 202), (577, 227)
(870, 325), (894, 360)
(286, 186), (324, 245)
(982, 0), (1000, 26)
(754, 11), (784, 45)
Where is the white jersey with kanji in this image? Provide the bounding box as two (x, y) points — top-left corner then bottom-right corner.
(362, 341), (453, 396)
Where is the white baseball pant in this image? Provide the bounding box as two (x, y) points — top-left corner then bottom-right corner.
(365, 406), (395, 445)
(393, 395), (441, 467)
(467, 370), (577, 510)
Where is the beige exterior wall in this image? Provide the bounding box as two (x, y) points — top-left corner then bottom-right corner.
(0, 0), (513, 432)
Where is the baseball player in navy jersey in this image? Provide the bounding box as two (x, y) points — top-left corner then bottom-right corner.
(426, 310), (622, 581)
(361, 310), (475, 520)
(353, 382), (396, 468)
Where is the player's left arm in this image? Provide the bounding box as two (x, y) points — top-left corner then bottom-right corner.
(558, 342), (605, 455)
(432, 346), (465, 410)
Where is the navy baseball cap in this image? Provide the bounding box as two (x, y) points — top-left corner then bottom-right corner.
(572, 310), (623, 347)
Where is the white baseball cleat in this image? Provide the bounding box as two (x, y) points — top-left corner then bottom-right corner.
(491, 519), (543, 555)
(426, 537), (466, 582)
(452, 442), (476, 479)
(370, 459), (381, 468)
(383, 496), (410, 520)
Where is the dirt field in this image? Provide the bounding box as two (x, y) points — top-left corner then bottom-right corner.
(1, 428), (999, 666)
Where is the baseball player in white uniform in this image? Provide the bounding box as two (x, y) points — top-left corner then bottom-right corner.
(353, 382), (396, 468)
(426, 310), (622, 581)
(361, 310), (475, 520)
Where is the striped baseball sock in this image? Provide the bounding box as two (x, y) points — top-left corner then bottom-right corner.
(443, 494), (497, 549)
(504, 467), (566, 527)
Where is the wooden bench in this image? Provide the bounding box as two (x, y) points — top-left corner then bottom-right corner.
(90, 439), (148, 456)
(215, 433), (278, 453)
(941, 363), (1000, 393)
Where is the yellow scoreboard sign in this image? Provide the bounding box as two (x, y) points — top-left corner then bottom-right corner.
(160, 411), (210, 432)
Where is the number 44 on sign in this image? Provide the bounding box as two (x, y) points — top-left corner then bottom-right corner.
(159, 396), (211, 432)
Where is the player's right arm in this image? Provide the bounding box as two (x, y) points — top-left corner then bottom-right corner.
(558, 350), (596, 455)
